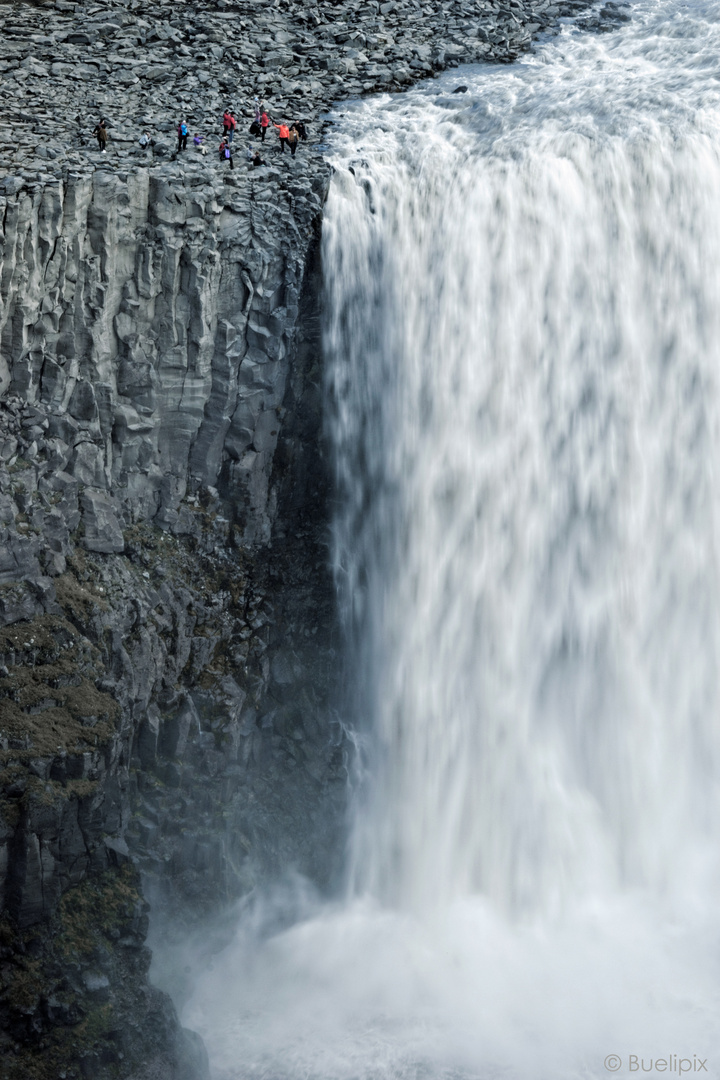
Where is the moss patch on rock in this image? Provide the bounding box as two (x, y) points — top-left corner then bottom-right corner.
(0, 615), (119, 761)
(0, 865), (182, 1080)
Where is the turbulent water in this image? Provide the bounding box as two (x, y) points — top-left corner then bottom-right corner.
(184, 2), (720, 1075)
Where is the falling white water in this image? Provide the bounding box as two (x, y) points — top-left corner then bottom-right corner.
(184, 2), (720, 1075)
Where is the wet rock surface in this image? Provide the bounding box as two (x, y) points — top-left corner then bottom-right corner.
(0, 0), (611, 1074)
(1, 865), (209, 1080)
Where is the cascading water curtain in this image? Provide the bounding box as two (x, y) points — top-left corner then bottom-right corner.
(324, 118), (720, 919)
(187, 7), (720, 1074)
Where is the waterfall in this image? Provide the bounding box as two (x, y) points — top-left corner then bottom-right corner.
(325, 55), (720, 921)
(184, 2), (720, 1074)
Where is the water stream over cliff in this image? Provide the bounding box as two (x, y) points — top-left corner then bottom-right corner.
(184, 1), (720, 1074)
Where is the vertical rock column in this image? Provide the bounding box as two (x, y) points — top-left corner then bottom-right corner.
(0, 164), (328, 552)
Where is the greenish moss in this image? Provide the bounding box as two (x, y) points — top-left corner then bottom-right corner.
(54, 572), (108, 619)
(63, 778), (100, 799)
(7, 458), (32, 473)
(0, 615), (118, 756)
(0, 866), (148, 1080)
(56, 866), (142, 959)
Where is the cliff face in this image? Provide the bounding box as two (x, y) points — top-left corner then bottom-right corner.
(0, 151), (345, 1078)
(1, 163), (327, 544)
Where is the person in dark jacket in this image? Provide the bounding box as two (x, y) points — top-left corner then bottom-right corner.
(250, 102), (261, 137)
(92, 118), (108, 151)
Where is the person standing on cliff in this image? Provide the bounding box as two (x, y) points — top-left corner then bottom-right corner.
(177, 120), (189, 151)
(260, 110), (270, 141)
(288, 125), (299, 157)
(92, 118), (108, 152)
(273, 120), (290, 152)
(250, 99), (262, 136)
(223, 109), (233, 137)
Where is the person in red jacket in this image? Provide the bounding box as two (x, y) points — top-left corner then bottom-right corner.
(223, 110), (232, 137)
(260, 110), (270, 141)
(273, 121), (289, 152)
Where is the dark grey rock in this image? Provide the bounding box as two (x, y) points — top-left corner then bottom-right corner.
(80, 488), (125, 552)
(68, 379), (99, 422)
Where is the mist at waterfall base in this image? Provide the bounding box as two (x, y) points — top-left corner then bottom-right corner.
(183, 3), (720, 1076)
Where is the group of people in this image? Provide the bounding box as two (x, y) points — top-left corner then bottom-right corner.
(249, 99), (306, 156)
(178, 102), (308, 170)
(91, 98), (308, 170)
(175, 122), (207, 154)
(214, 100), (307, 169)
